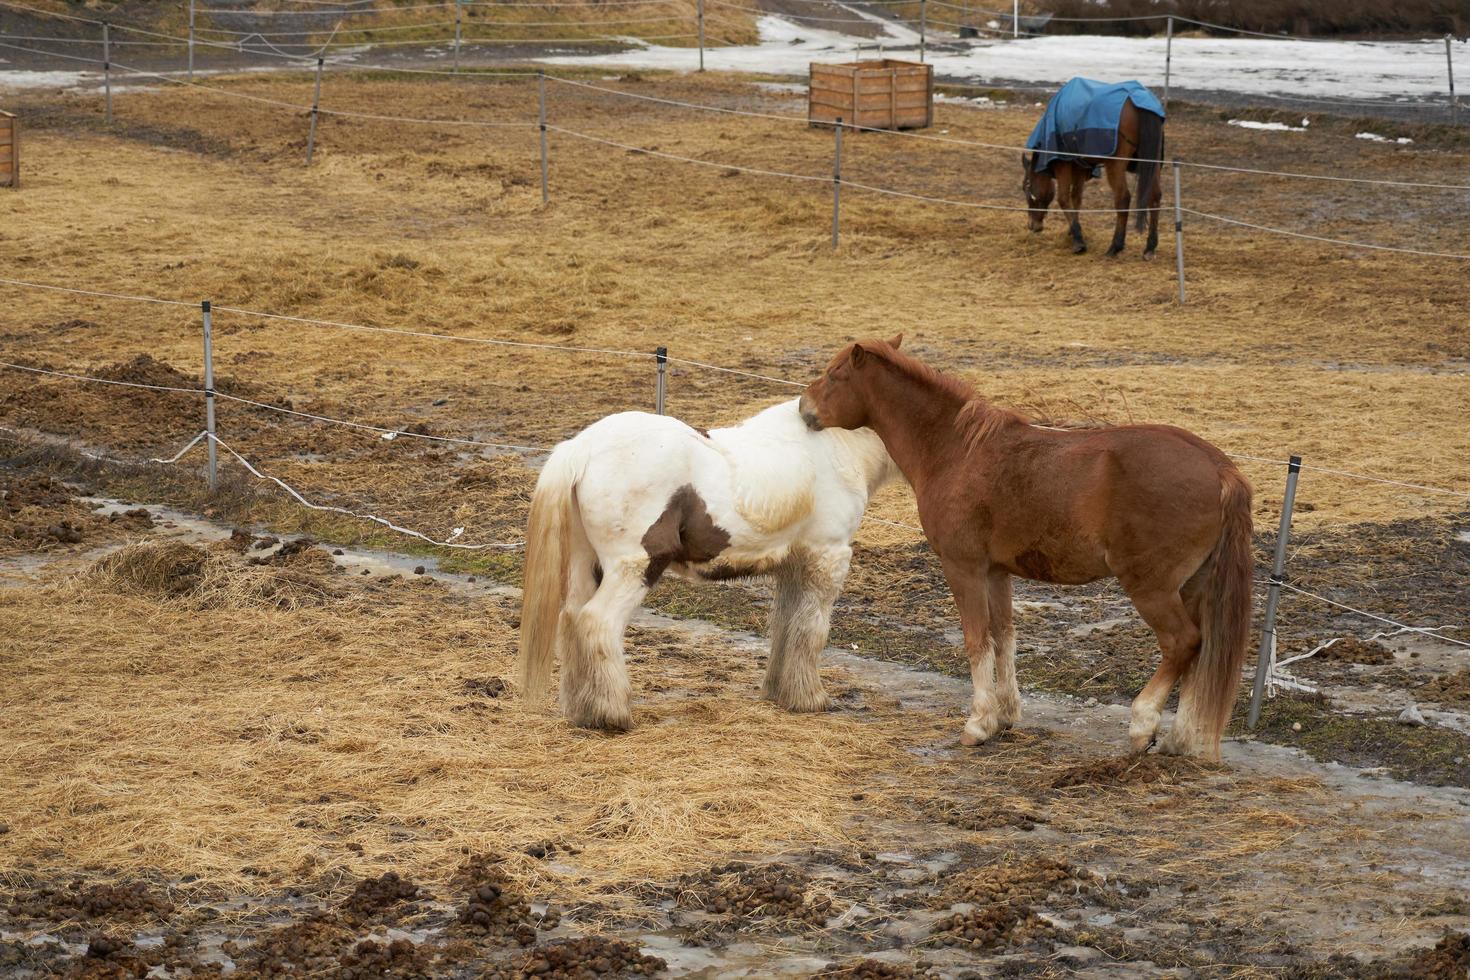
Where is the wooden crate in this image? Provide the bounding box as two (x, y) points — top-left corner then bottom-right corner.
(0, 111), (16, 189)
(809, 59), (933, 131)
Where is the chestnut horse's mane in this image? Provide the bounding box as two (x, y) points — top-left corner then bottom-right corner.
(863, 341), (1029, 452)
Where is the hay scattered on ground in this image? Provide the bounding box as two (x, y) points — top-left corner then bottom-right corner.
(1, 545), (941, 901)
(72, 539), (345, 610)
(2, 73), (1468, 531)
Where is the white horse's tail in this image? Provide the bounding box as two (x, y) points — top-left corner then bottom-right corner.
(518, 441), (586, 704)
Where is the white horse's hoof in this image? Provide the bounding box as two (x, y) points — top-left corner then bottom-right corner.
(567, 702), (634, 732)
(770, 691), (830, 713)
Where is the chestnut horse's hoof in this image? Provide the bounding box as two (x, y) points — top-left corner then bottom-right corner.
(1105, 246), (1122, 258)
(960, 714), (1001, 746)
(1142, 250), (1157, 262)
(1071, 242), (1087, 255)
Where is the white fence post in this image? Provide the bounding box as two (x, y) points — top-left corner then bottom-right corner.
(454, 0), (463, 73)
(1448, 35), (1459, 126)
(305, 57), (324, 166)
(201, 301), (219, 492)
(539, 72), (549, 203)
(188, 0), (196, 81)
(1012, 0), (1018, 38)
(1163, 16), (1173, 113)
(1248, 455), (1302, 729)
(102, 22), (112, 125)
(832, 117), (843, 248)
(697, 0), (705, 72)
(920, 0), (927, 62)
(1172, 159), (1185, 304)
(655, 347), (667, 414)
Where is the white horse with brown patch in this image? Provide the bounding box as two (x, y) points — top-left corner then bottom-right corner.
(518, 398), (899, 730)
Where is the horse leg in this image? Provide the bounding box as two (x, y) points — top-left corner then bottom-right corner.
(1105, 162), (1131, 257)
(764, 557), (797, 701)
(1144, 168), (1161, 260)
(560, 559), (646, 731)
(554, 529), (600, 668)
(761, 547), (850, 713)
(1159, 573), (1216, 757)
(989, 571), (1022, 729)
(1121, 583), (1202, 753)
(1062, 170), (1087, 254)
(940, 557), (999, 746)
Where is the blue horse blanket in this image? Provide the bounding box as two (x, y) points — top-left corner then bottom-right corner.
(1026, 78), (1165, 174)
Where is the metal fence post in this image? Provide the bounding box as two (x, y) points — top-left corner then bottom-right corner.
(919, 0), (927, 62)
(697, 0), (705, 71)
(832, 117), (842, 248)
(454, 0), (463, 73)
(201, 301), (219, 492)
(654, 346), (667, 415)
(538, 71), (549, 204)
(1172, 159), (1185, 304)
(188, 0), (196, 81)
(305, 57), (324, 165)
(1448, 35), (1458, 126)
(1012, 0), (1018, 38)
(1248, 455), (1302, 729)
(102, 22), (112, 125)
(1163, 16), (1173, 113)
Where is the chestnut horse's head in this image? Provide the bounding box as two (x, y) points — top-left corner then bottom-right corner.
(1021, 153), (1054, 233)
(799, 334), (903, 432)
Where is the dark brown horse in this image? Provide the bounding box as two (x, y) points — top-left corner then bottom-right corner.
(798, 337), (1253, 761)
(1023, 99), (1164, 258)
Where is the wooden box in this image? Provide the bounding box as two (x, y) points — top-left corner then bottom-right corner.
(809, 59), (933, 131)
(0, 111), (16, 189)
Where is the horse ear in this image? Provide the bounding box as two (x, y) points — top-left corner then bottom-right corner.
(849, 343), (867, 367)
(888, 333), (904, 349)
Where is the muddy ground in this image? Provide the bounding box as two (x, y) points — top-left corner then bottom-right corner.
(2, 488), (1469, 978)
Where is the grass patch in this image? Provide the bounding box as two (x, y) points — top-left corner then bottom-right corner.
(1240, 696), (1470, 788)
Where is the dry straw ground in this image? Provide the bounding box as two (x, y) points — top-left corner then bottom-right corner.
(3, 0), (757, 48)
(2, 539), (941, 901)
(3, 69), (1467, 542)
(0, 538), (1445, 938)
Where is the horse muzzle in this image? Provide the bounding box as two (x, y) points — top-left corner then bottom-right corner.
(798, 396), (825, 431)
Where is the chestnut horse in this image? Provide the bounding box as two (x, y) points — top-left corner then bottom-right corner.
(798, 337), (1253, 760)
(1022, 98), (1164, 258)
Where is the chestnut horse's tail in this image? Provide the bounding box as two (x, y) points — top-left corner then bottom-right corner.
(1183, 467), (1254, 757)
(1133, 108), (1164, 232)
(517, 442), (586, 704)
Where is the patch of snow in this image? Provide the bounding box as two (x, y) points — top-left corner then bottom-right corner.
(539, 19), (1457, 105)
(1228, 118), (1307, 132)
(1356, 131), (1414, 143)
(934, 92), (1000, 108)
(0, 68), (88, 92)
